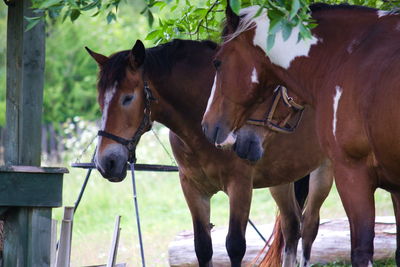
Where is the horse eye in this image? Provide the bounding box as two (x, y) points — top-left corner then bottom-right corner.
(213, 60), (221, 69)
(122, 94), (134, 106)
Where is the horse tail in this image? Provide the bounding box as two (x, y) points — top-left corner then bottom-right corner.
(253, 175), (310, 267)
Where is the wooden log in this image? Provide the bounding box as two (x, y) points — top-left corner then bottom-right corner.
(168, 217), (396, 266)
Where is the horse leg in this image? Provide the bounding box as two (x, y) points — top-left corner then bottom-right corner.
(270, 183), (301, 267)
(226, 179), (252, 267)
(300, 160), (333, 267)
(180, 173), (213, 267)
(391, 192), (400, 266)
(334, 163), (376, 267)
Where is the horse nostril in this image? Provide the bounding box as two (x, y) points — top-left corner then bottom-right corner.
(106, 158), (116, 172)
(216, 143), (222, 149)
(213, 126), (220, 143)
(202, 125), (207, 134)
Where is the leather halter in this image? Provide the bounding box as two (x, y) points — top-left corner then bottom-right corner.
(247, 86), (304, 134)
(98, 81), (156, 163)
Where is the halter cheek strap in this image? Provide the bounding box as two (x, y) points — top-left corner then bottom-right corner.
(247, 86), (305, 134)
(98, 81), (156, 163)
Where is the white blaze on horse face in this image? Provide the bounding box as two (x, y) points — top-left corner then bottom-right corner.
(252, 11), (319, 69)
(205, 74), (218, 114)
(216, 131), (237, 149)
(101, 83), (117, 130)
(251, 67), (259, 84)
(332, 86), (343, 139)
(95, 83), (117, 169)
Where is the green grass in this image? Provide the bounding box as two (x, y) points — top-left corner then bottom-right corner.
(52, 125), (395, 266)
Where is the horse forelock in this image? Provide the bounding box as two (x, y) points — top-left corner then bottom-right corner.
(223, 6), (262, 43)
(98, 50), (130, 101)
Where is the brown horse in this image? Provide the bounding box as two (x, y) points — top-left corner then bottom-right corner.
(202, 3), (400, 267)
(87, 39), (332, 266)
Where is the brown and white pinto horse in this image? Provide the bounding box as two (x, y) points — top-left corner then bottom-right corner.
(88, 39), (332, 267)
(202, 3), (400, 267)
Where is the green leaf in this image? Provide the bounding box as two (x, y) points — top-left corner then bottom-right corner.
(70, 9), (81, 22)
(289, 0), (300, 20)
(146, 29), (161, 40)
(269, 18), (282, 34)
(38, 0), (61, 9)
(281, 21), (292, 41)
(147, 10), (154, 27)
(267, 33), (275, 51)
(106, 12), (116, 23)
(140, 6), (148, 15)
(81, 1), (99, 11)
(299, 22), (311, 39)
(25, 18), (41, 32)
(229, 0), (241, 15)
(254, 6), (264, 17)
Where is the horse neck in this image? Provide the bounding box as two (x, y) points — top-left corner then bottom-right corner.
(274, 8), (380, 105)
(146, 47), (216, 140)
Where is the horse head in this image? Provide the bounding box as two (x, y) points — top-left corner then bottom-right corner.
(202, 4), (306, 161)
(87, 40), (153, 182)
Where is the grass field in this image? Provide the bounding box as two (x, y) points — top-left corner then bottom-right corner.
(52, 124), (396, 266)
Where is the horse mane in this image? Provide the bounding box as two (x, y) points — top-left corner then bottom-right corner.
(98, 39), (218, 95)
(222, 3), (387, 43)
(310, 3), (377, 13)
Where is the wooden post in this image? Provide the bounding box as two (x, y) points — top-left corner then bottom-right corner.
(5, 0), (45, 166)
(107, 216), (122, 267)
(55, 207), (74, 267)
(50, 220), (58, 267)
(3, 1), (55, 267)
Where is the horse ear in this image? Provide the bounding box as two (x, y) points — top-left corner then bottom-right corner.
(85, 47), (108, 66)
(129, 40), (146, 68)
(226, 0), (240, 32)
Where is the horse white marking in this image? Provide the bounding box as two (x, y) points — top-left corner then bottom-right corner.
(377, 10), (389, 18)
(282, 250), (297, 267)
(101, 83), (117, 130)
(347, 39), (359, 54)
(205, 74), (217, 113)
(251, 67), (259, 84)
(224, 6), (319, 69)
(95, 83), (117, 167)
(368, 261), (373, 267)
(300, 256), (310, 267)
(216, 131), (237, 149)
(332, 86), (343, 139)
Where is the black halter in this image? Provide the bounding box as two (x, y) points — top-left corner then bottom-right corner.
(98, 81), (156, 163)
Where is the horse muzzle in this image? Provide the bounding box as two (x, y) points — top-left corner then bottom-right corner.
(96, 144), (129, 182)
(202, 121), (237, 150)
(234, 128), (264, 162)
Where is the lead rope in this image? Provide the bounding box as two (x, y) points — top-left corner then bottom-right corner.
(151, 128), (177, 166)
(130, 162), (146, 267)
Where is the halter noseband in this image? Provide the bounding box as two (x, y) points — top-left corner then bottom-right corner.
(98, 81), (156, 163)
(247, 86), (304, 134)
